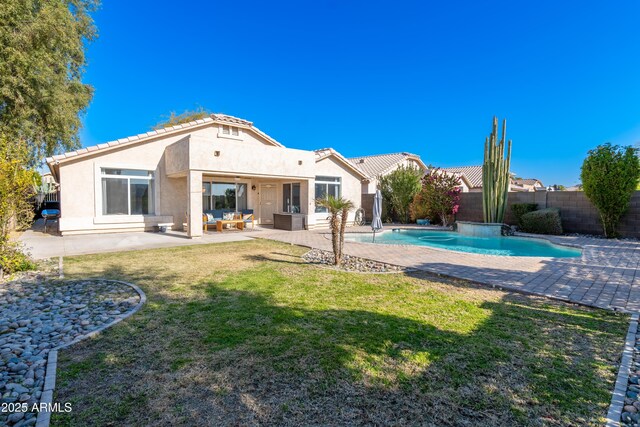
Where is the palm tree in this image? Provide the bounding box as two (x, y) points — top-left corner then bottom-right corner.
(315, 195), (354, 266)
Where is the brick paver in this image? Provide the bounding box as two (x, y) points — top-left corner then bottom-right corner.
(258, 227), (640, 313)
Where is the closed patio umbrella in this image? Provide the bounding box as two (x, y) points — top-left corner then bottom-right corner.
(372, 189), (383, 242)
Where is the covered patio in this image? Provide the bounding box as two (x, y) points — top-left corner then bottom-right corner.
(163, 134), (317, 238)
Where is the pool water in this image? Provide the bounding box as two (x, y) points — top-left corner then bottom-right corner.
(345, 229), (582, 257)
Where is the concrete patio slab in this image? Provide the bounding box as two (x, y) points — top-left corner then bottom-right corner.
(258, 226), (640, 313)
(19, 219), (255, 259)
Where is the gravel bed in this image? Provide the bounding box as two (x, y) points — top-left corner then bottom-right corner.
(303, 249), (408, 273)
(621, 331), (640, 426)
(0, 279), (140, 426)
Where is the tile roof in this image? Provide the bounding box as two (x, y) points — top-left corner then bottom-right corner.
(513, 178), (543, 186)
(46, 113), (282, 164)
(347, 152), (425, 178)
(442, 165), (484, 188)
(210, 113), (253, 126)
(314, 148), (369, 179)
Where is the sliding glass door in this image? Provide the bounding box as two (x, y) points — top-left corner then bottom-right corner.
(283, 183), (301, 213)
(202, 181), (247, 211)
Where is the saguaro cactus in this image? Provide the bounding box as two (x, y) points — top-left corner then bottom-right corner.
(482, 117), (512, 223)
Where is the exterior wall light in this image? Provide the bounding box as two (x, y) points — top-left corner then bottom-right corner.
(214, 151), (221, 157)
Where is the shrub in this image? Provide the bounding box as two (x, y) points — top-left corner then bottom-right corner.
(581, 143), (640, 238)
(0, 135), (38, 276)
(0, 241), (36, 275)
(510, 203), (538, 227)
(378, 165), (423, 223)
(520, 208), (563, 235)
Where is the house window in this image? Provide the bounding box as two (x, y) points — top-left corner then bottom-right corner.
(221, 125), (239, 136)
(283, 183), (301, 213)
(101, 168), (154, 215)
(202, 181), (247, 211)
(315, 176), (341, 213)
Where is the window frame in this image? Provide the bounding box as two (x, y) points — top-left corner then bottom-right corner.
(100, 168), (155, 216)
(218, 124), (242, 140)
(314, 176), (341, 213)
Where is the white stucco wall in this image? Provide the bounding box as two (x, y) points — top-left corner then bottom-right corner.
(55, 123), (291, 235)
(311, 156), (363, 228)
(53, 121), (363, 235)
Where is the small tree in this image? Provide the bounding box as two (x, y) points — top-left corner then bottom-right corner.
(378, 165), (422, 223)
(0, 136), (38, 274)
(315, 195), (354, 266)
(581, 143), (640, 238)
(0, 0), (98, 162)
(410, 169), (461, 226)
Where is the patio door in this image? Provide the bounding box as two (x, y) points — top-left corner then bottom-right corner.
(259, 184), (277, 225)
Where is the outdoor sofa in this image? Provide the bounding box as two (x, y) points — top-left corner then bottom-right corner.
(203, 209), (255, 231)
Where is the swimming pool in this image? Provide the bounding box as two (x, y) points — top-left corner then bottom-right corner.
(344, 229), (582, 257)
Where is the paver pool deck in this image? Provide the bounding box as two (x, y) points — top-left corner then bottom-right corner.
(17, 221), (640, 313)
(259, 226), (640, 313)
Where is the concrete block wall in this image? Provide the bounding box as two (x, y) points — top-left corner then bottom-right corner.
(456, 190), (640, 238)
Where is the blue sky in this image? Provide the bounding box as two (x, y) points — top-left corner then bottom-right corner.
(79, 1), (640, 186)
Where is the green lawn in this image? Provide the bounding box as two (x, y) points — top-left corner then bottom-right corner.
(52, 239), (626, 426)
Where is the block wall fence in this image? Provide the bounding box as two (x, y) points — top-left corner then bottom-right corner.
(455, 190), (640, 238)
(361, 193), (385, 223)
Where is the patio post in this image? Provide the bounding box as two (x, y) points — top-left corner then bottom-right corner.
(187, 170), (203, 238)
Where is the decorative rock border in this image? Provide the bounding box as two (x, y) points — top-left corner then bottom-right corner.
(34, 279), (145, 427)
(0, 279), (145, 427)
(607, 313), (640, 427)
(302, 249), (409, 273)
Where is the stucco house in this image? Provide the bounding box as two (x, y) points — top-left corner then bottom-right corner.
(348, 152), (427, 194)
(511, 178), (545, 192)
(441, 166), (483, 192)
(45, 114), (368, 237)
(441, 166), (543, 193)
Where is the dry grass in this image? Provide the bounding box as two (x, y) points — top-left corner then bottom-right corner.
(50, 239), (627, 426)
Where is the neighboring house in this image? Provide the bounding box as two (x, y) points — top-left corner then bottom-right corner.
(348, 152), (427, 194)
(442, 166), (544, 192)
(41, 172), (58, 187)
(424, 168), (473, 193)
(442, 166), (483, 192)
(511, 178), (545, 192)
(38, 172), (60, 203)
(46, 114), (368, 236)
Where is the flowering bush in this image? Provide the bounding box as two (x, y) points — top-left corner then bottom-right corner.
(410, 169), (462, 226)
